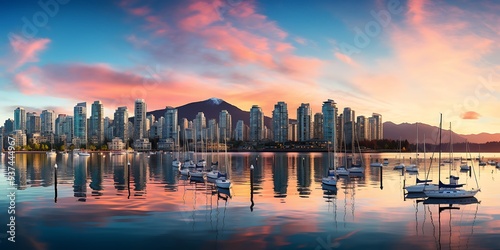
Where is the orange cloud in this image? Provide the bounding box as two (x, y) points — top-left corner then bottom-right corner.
(461, 111), (480, 120)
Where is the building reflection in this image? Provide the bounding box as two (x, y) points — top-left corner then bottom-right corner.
(42, 154), (56, 187)
(297, 154), (312, 197)
(73, 157), (88, 201)
(132, 156), (148, 196)
(15, 154), (28, 190)
(251, 153), (264, 194)
(112, 155), (128, 191)
(89, 157), (104, 196)
(273, 153), (288, 198)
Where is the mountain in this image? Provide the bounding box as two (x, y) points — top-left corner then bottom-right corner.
(461, 133), (500, 144)
(383, 121), (468, 144)
(145, 98), (273, 128)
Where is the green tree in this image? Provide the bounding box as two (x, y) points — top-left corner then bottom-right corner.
(89, 145), (97, 151)
(33, 143), (40, 151)
(101, 144), (108, 151)
(69, 144), (75, 151)
(60, 145), (66, 151)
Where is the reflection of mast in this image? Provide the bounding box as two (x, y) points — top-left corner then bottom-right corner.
(250, 165), (255, 211)
(127, 162), (131, 199)
(54, 164), (58, 203)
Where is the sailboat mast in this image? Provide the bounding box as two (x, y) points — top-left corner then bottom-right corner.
(438, 114), (443, 185)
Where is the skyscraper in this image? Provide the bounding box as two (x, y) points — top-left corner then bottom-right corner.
(371, 113), (383, 140)
(297, 103), (312, 141)
(73, 102), (87, 143)
(41, 110), (55, 137)
(89, 100), (104, 145)
(14, 107), (26, 132)
(26, 112), (41, 135)
(272, 102), (288, 143)
(219, 110), (232, 142)
(235, 120), (245, 141)
(343, 107), (355, 147)
(356, 116), (368, 141)
(114, 106), (129, 143)
(313, 113), (324, 140)
(194, 112), (206, 141)
(207, 119), (218, 142)
(249, 105), (264, 141)
(322, 99), (337, 145)
(134, 99), (147, 140)
(163, 107), (178, 145)
(3, 119), (14, 135)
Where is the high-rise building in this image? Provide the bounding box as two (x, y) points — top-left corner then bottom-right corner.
(235, 120), (246, 141)
(194, 112), (206, 141)
(73, 103), (87, 143)
(14, 107), (26, 132)
(41, 110), (55, 137)
(249, 105), (264, 141)
(55, 114), (74, 144)
(3, 119), (14, 135)
(288, 121), (298, 141)
(297, 103), (312, 141)
(26, 112), (41, 135)
(272, 102), (288, 143)
(343, 107), (355, 147)
(179, 118), (189, 144)
(163, 107), (178, 145)
(356, 116), (368, 141)
(113, 106), (129, 144)
(337, 114), (343, 149)
(207, 119), (218, 142)
(104, 117), (113, 141)
(219, 110), (232, 142)
(322, 99), (338, 146)
(134, 99), (147, 140)
(89, 101), (104, 145)
(371, 113), (383, 140)
(313, 113), (324, 140)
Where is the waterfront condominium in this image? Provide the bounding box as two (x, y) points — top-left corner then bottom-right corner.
(41, 109), (55, 137)
(219, 110), (232, 142)
(134, 99), (147, 140)
(297, 103), (312, 142)
(322, 99), (338, 145)
(89, 100), (104, 145)
(74, 102), (87, 144)
(343, 107), (355, 148)
(163, 106), (178, 145)
(272, 101), (288, 143)
(14, 107), (26, 132)
(114, 106), (129, 144)
(249, 105), (264, 141)
(194, 112), (206, 141)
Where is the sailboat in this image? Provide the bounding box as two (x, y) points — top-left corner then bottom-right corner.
(424, 114), (480, 199)
(215, 138), (232, 189)
(393, 138), (405, 169)
(348, 132), (364, 174)
(405, 123), (420, 173)
(404, 134), (439, 193)
(322, 137), (337, 186)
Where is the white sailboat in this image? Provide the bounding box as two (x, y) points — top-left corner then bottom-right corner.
(393, 138), (405, 170)
(215, 138), (232, 189)
(424, 115), (480, 199)
(405, 136), (439, 193)
(322, 137), (337, 186)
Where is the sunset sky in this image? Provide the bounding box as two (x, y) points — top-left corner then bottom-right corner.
(1, 0), (499, 134)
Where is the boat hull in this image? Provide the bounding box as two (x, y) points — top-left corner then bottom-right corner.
(424, 189), (479, 198)
(216, 179), (232, 189)
(405, 183), (439, 193)
(322, 177), (337, 186)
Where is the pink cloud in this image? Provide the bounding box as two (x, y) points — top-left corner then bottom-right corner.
(129, 6), (151, 16)
(9, 34), (50, 70)
(334, 52), (357, 66)
(461, 111), (480, 120)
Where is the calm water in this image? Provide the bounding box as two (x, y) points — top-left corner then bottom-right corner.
(1, 152), (500, 250)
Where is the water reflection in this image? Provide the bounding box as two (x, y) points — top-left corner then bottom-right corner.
(273, 154), (288, 198)
(73, 157), (88, 201)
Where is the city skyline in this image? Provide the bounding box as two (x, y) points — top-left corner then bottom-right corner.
(1, 0), (499, 134)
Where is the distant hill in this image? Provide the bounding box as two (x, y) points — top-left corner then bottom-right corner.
(141, 98), (273, 129)
(383, 121), (467, 144)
